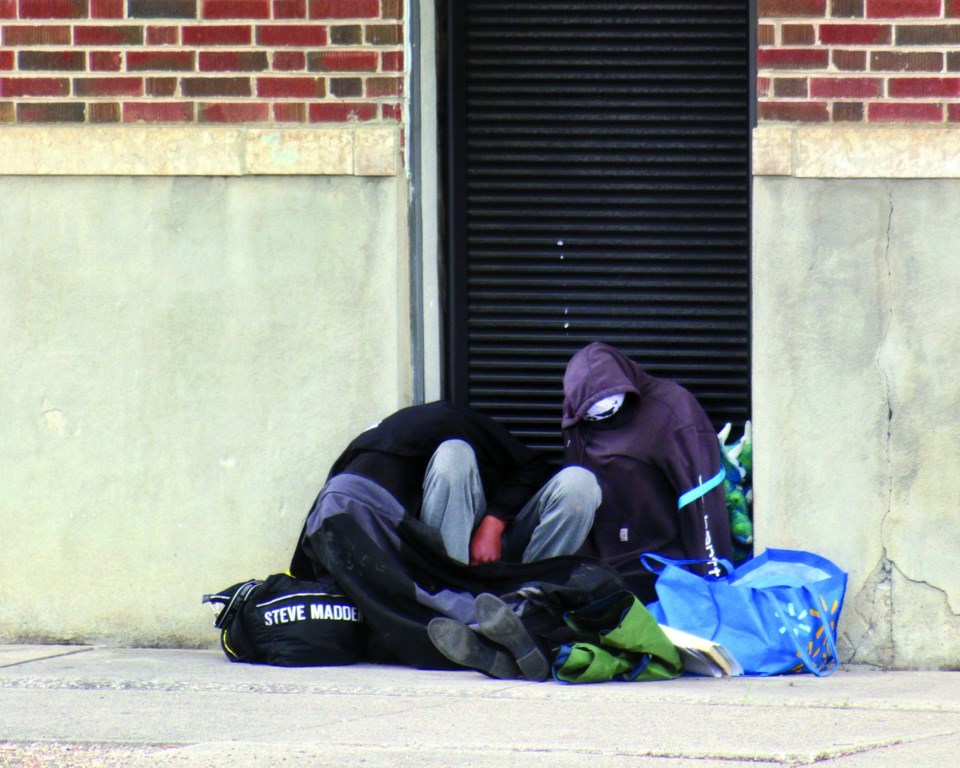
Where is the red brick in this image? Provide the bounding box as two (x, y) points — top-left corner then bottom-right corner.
(365, 74), (400, 96)
(309, 0), (378, 18)
(949, 0), (960, 18)
(329, 24), (361, 44)
(124, 101), (195, 122)
(88, 101), (120, 121)
(19, 0), (88, 18)
(256, 75), (324, 96)
(90, 0), (123, 17)
(2, 25), (71, 45)
(89, 50), (121, 70)
(182, 25), (252, 45)
(381, 0), (401, 19)
(308, 100), (375, 121)
(758, 0), (826, 17)
(127, 50), (195, 70)
(18, 50), (86, 70)
(895, 25), (960, 45)
(307, 49), (377, 71)
(888, 77), (960, 97)
(181, 76), (250, 95)
(199, 51), (269, 71)
(809, 76), (881, 97)
(866, 0), (940, 17)
(328, 75), (360, 96)
(0, 0), (14, 18)
(17, 102), (85, 121)
(198, 101), (270, 122)
(381, 101), (400, 121)
(273, 101), (305, 120)
(146, 75), (177, 94)
(203, 0), (270, 19)
(0, 50), (12, 68)
(146, 26), (180, 44)
(773, 76), (808, 97)
(948, 103), (960, 120)
(273, 0), (306, 18)
(758, 100), (830, 121)
(830, 0), (863, 16)
(0, 76), (68, 95)
(819, 23), (891, 44)
(756, 48), (829, 69)
(74, 26), (145, 45)
(73, 76), (143, 95)
(757, 76), (772, 97)
(782, 24), (815, 45)
(273, 50), (306, 70)
(127, 0), (196, 18)
(868, 101), (942, 122)
(365, 23), (401, 44)
(256, 24), (327, 46)
(832, 49), (867, 70)
(870, 51), (943, 71)
(380, 50), (402, 71)
(832, 101), (864, 121)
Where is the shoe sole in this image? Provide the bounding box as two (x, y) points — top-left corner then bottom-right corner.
(427, 617), (521, 679)
(475, 593), (550, 682)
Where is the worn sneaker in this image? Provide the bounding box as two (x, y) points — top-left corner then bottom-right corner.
(427, 617), (521, 679)
(475, 593), (550, 682)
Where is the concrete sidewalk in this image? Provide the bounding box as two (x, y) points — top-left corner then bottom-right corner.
(1, 644), (959, 767)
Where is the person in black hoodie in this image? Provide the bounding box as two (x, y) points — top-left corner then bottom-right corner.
(562, 342), (733, 602)
(291, 400), (599, 575)
(287, 400), (616, 677)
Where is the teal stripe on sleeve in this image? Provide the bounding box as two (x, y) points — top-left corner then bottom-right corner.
(677, 468), (725, 510)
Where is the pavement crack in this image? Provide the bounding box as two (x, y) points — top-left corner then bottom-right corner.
(0, 647), (94, 670)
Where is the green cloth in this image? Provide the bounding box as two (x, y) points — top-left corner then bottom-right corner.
(553, 591), (682, 684)
(553, 643), (640, 683)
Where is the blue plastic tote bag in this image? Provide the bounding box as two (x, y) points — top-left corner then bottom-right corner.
(644, 548), (847, 677)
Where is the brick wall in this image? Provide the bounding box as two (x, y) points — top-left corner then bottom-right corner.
(759, 0), (960, 123)
(0, 0), (403, 125)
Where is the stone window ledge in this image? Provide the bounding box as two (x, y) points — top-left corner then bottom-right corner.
(754, 125), (960, 179)
(0, 125), (400, 177)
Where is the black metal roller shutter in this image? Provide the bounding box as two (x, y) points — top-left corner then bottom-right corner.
(445, 1), (751, 457)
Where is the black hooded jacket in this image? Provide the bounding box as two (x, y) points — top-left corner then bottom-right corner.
(325, 400), (550, 523)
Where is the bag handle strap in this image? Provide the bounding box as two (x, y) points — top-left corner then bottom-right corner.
(640, 552), (735, 577)
(212, 580), (261, 629)
(763, 589), (840, 677)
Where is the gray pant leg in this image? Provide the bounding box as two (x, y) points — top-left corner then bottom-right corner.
(420, 439), (486, 564)
(304, 473), (406, 568)
(502, 466), (600, 563)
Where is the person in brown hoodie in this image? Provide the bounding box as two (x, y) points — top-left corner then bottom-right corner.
(562, 342), (733, 602)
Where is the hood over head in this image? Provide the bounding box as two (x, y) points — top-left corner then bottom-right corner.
(561, 342), (651, 429)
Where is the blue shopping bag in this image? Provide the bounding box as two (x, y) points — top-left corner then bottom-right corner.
(643, 548), (847, 677)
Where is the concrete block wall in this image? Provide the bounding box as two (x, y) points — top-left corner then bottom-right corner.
(756, 2), (960, 668)
(0, 0), (404, 125)
(0, 0), (412, 647)
(0, 172), (412, 647)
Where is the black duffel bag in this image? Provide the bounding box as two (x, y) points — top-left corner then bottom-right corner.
(203, 572), (364, 667)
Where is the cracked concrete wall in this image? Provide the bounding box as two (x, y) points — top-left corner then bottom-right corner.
(753, 177), (960, 669)
(0, 175), (411, 647)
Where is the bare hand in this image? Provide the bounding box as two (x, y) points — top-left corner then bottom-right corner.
(469, 515), (507, 565)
